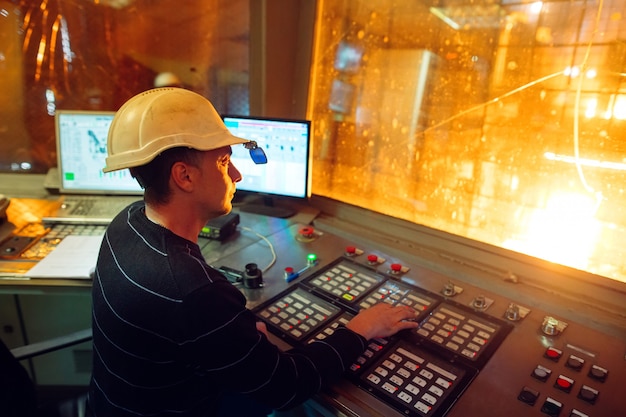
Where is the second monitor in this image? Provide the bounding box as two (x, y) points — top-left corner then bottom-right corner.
(223, 115), (312, 218)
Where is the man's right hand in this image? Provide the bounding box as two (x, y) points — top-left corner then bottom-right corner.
(346, 302), (420, 340)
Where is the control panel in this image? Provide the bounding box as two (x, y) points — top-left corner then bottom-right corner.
(253, 257), (513, 417)
(216, 222), (626, 417)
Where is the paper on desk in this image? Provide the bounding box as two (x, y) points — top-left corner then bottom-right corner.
(25, 235), (104, 279)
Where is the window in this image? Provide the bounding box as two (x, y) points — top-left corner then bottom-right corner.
(0, 0), (250, 172)
(309, 0), (626, 283)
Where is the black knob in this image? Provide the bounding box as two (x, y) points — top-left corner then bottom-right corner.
(243, 263), (263, 289)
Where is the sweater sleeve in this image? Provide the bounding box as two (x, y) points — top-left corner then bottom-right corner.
(180, 280), (367, 410)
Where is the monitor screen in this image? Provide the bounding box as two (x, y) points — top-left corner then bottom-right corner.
(222, 115), (311, 217)
(55, 110), (143, 195)
(223, 115), (312, 216)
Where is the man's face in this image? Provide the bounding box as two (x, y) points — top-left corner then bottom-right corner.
(197, 146), (242, 217)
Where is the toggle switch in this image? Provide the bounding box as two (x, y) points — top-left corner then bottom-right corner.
(473, 295), (486, 309)
(441, 280), (462, 297)
(470, 294), (493, 311)
(505, 303), (520, 321)
(541, 316), (568, 336)
(504, 302), (530, 321)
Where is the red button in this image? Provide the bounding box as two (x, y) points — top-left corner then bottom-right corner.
(299, 226), (314, 236)
(367, 254), (379, 263)
(545, 347), (562, 360)
(345, 246), (356, 254)
(390, 263), (402, 272)
(557, 378), (571, 389)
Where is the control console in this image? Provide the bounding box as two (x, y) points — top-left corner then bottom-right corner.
(213, 220), (626, 417)
(253, 257), (513, 417)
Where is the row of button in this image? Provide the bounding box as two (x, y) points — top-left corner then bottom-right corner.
(307, 262), (383, 303)
(415, 303), (499, 362)
(544, 347), (609, 382)
(519, 387), (594, 417)
(257, 288), (341, 341)
(361, 343), (464, 416)
(358, 280), (435, 313)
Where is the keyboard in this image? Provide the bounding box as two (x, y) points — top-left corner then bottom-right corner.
(42, 196), (141, 224)
(21, 223), (107, 260)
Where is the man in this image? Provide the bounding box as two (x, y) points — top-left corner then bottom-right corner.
(89, 87), (419, 416)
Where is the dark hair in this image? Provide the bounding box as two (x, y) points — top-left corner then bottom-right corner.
(130, 147), (203, 205)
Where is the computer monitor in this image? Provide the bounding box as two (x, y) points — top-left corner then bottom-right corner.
(223, 115), (312, 218)
(55, 110), (143, 195)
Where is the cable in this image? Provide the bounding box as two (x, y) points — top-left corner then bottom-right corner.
(240, 226), (277, 273)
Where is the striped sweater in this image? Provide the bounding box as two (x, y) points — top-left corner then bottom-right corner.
(88, 202), (366, 416)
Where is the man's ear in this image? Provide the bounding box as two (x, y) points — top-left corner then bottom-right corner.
(170, 162), (194, 191)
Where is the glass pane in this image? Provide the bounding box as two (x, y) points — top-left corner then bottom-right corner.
(310, 0), (626, 283)
(0, 0), (250, 173)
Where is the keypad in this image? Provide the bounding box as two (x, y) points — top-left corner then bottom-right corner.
(415, 302), (500, 362)
(257, 288), (341, 341)
(358, 279), (437, 317)
(361, 341), (466, 416)
(305, 260), (384, 304)
(304, 311), (392, 375)
(306, 312), (353, 344)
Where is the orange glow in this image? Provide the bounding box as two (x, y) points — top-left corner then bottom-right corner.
(504, 193), (600, 271)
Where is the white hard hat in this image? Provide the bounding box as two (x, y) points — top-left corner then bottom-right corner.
(154, 72), (182, 88)
(103, 88), (248, 173)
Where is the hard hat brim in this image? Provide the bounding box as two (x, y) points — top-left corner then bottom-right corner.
(103, 131), (249, 173)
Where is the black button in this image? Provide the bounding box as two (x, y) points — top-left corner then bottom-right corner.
(577, 385), (599, 404)
(566, 355), (584, 371)
(588, 364), (608, 382)
(540, 397), (563, 416)
(518, 386), (539, 405)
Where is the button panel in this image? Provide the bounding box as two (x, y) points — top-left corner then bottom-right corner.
(359, 341), (472, 417)
(358, 279), (437, 319)
(257, 287), (342, 342)
(305, 260), (385, 304)
(254, 256), (514, 417)
(519, 345), (609, 415)
(414, 302), (502, 363)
